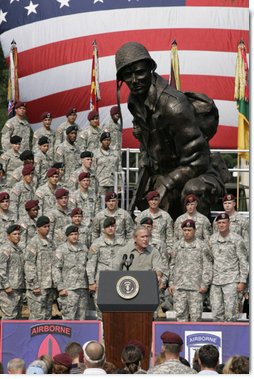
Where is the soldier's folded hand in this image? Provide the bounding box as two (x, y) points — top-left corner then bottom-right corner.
(5, 287), (13, 294)
(59, 289), (68, 296)
(33, 288), (41, 296)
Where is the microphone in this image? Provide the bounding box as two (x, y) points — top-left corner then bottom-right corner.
(125, 253), (134, 271)
(121, 254), (127, 270)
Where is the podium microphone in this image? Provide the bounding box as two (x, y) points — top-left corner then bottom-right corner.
(121, 254), (127, 270)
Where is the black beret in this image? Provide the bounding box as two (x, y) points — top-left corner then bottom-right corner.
(20, 150), (34, 161)
(103, 217), (116, 228)
(65, 225), (79, 236)
(161, 331), (183, 345)
(100, 132), (111, 142)
(80, 151), (93, 158)
(36, 216), (50, 227)
(66, 125), (78, 134)
(140, 217), (153, 226)
(38, 136), (50, 145)
(6, 224), (21, 234)
(181, 219), (196, 229)
(52, 162), (65, 169)
(215, 213), (230, 222)
(10, 135), (22, 144)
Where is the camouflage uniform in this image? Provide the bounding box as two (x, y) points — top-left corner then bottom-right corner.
(0, 208), (16, 243)
(69, 188), (101, 220)
(147, 359), (197, 374)
(169, 238), (212, 321)
(7, 166), (39, 189)
(92, 207), (134, 243)
(93, 147), (120, 195)
(103, 119), (122, 153)
(79, 126), (102, 152)
(174, 211), (212, 242)
(53, 241), (89, 320)
(47, 205), (72, 245)
(66, 220), (91, 247)
(55, 121), (80, 149)
(1, 116), (32, 152)
(55, 140), (81, 181)
(34, 150), (53, 188)
(0, 149), (22, 181)
(35, 182), (60, 215)
(0, 240), (25, 319)
(10, 181), (35, 219)
(18, 213), (37, 249)
(25, 234), (55, 319)
(33, 127), (55, 160)
(209, 231), (249, 321)
(69, 167), (99, 193)
(135, 208), (174, 256)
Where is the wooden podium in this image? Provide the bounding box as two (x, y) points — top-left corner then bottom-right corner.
(97, 271), (159, 370)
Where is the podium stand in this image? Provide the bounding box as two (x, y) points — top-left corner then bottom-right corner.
(97, 271), (159, 370)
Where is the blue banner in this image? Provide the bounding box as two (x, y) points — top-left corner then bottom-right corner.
(153, 322), (249, 366)
(0, 320), (101, 372)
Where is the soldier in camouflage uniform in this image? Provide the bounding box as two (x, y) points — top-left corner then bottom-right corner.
(10, 164), (35, 219)
(55, 125), (81, 182)
(168, 219), (212, 322)
(55, 107), (80, 149)
(18, 200), (39, 249)
(87, 217), (125, 318)
(93, 132), (120, 195)
(68, 207), (91, 247)
(147, 331), (197, 374)
(24, 216), (55, 320)
(34, 136), (53, 188)
(47, 188), (72, 245)
(0, 224), (25, 319)
(69, 172), (101, 220)
(0, 135), (23, 181)
(6, 150), (35, 189)
(1, 101), (33, 153)
(135, 191), (174, 257)
(35, 168), (60, 215)
(209, 213), (249, 321)
(52, 162), (66, 187)
(103, 106), (122, 171)
(0, 164), (8, 191)
(33, 112), (55, 160)
(79, 110), (102, 152)
(53, 225), (89, 320)
(174, 193), (212, 242)
(0, 192), (16, 244)
(213, 194), (249, 252)
(92, 191), (134, 242)
(69, 151), (99, 193)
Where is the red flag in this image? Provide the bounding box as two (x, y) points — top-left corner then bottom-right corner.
(89, 40), (101, 112)
(7, 40), (19, 117)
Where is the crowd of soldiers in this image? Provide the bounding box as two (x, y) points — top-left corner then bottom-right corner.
(0, 101), (249, 322)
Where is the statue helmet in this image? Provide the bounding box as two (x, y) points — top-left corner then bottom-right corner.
(115, 42), (157, 80)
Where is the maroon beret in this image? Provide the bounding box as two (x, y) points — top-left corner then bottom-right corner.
(87, 110), (99, 121)
(53, 353), (72, 368)
(126, 340), (146, 358)
(78, 172), (91, 181)
(66, 107), (77, 116)
(25, 199), (39, 211)
(110, 106), (119, 116)
(71, 207), (83, 217)
(105, 191), (117, 202)
(55, 188), (69, 199)
(146, 191), (160, 201)
(161, 331), (183, 345)
(215, 213), (230, 222)
(0, 192), (10, 202)
(223, 194), (235, 202)
(184, 194), (197, 205)
(15, 101), (26, 109)
(41, 112), (52, 120)
(22, 163), (34, 176)
(181, 219), (196, 229)
(47, 168), (59, 177)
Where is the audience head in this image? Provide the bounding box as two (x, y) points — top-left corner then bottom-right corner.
(121, 344), (142, 374)
(160, 331), (183, 356)
(65, 341), (83, 363)
(223, 355), (249, 374)
(39, 354), (54, 374)
(53, 353), (72, 374)
(82, 340), (105, 368)
(7, 358), (26, 374)
(198, 344), (219, 370)
(26, 359), (48, 374)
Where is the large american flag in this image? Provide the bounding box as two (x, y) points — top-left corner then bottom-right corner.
(0, 0), (249, 149)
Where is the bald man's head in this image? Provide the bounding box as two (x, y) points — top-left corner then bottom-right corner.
(83, 341), (105, 368)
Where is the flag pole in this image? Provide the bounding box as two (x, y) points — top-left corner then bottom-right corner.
(7, 40), (20, 118)
(89, 40), (101, 112)
(169, 40), (181, 90)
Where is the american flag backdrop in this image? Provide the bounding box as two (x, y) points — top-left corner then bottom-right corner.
(0, 0), (249, 149)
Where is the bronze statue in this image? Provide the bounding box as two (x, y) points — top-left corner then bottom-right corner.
(115, 42), (231, 220)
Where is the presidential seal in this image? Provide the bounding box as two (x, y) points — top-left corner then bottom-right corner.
(116, 276), (140, 299)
